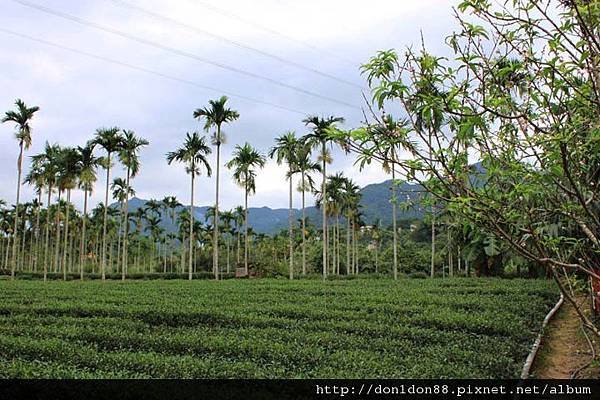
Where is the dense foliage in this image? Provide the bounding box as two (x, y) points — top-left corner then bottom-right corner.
(0, 278), (556, 378)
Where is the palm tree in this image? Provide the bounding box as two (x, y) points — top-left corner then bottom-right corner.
(226, 143), (265, 276)
(315, 173), (345, 275)
(293, 143), (321, 275)
(2, 99), (40, 278)
(132, 206), (147, 269)
(269, 132), (299, 279)
(31, 142), (60, 281)
(220, 210), (234, 274)
(166, 132), (212, 280)
(162, 196), (181, 271)
(56, 147), (81, 280)
(77, 144), (102, 280)
(302, 115), (345, 279)
(341, 177), (361, 275)
(233, 205), (244, 266)
(362, 114), (402, 279)
(89, 127), (124, 280)
(111, 177), (135, 278)
(24, 162), (46, 272)
(194, 96), (239, 280)
(118, 130), (148, 278)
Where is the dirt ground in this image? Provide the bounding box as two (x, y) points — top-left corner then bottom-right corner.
(532, 298), (599, 379)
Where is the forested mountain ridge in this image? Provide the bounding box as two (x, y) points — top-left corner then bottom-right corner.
(121, 179), (425, 235)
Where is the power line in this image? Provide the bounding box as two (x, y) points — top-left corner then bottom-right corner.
(10, 0), (361, 111)
(108, 0), (362, 89)
(0, 27), (308, 115)
(192, 0), (359, 67)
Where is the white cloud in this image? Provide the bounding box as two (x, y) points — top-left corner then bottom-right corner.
(0, 0), (457, 210)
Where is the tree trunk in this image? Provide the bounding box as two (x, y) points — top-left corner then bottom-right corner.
(54, 191), (62, 274)
(102, 153), (111, 281)
(43, 186), (52, 281)
(430, 211), (436, 278)
(122, 167), (131, 280)
(11, 141), (24, 279)
(391, 167), (398, 280)
(189, 169), (195, 280)
(346, 213), (350, 275)
(302, 172), (307, 275)
(80, 189), (88, 280)
(321, 142), (327, 280)
(33, 192), (41, 272)
(244, 182), (249, 276)
(213, 130), (221, 281)
(62, 190), (72, 281)
(288, 171), (294, 280)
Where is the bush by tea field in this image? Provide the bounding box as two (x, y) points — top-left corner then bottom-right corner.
(0, 278), (557, 378)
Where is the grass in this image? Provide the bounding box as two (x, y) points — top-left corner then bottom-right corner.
(0, 277), (558, 378)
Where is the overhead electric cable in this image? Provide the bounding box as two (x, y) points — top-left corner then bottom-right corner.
(108, 0), (363, 89)
(0, 27), (308, 115)
(10, 0), (362, 110)
(192, 0), (359, 67)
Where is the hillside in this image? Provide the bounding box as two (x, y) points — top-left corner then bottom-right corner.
(119, 179), (426, 235)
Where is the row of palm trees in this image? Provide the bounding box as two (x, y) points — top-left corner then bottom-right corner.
(2, 96), (406, 280)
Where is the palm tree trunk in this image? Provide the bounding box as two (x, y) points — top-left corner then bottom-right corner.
(226, 236), (230, 274)
(122, 167), (131, 280)
(189, 170), (195, 280)
(430, 211), (436, 278)
(346, 213), (350, 275)
(301, 172), (307, 275)
(236, 227), (241, 266)
(336, 213), (340, 275)
(288, 172), (294, 280)
(62, 190), (71, 280)
(213, 132), (221, 280)
(11, 141), (25, 279)
(353, 221), (357, 274)
(101, 154), (111, 281)
(80, 189), (88, 280)
(321, 142), (327, 280)
(54, 191), (62, 274)
(391, 167), (398, 280)
(33, 192), (41, 272)
(43, 187), (52, 281)
(244, 183), (249, 276)
(117, 203), (123, 275)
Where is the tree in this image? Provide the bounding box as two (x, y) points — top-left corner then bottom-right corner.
(90, 127), (124, 280)
(293, 143), (321, 275)
(233, 205), (244, 266)
(56, 147), (81, 280)
(356, 114), (403, 279)
(30, 142), (60, 280)
(2, 99), (40, 279)
(118, 130), (148, 279)
(24, 161), (45, 273)
(194, 96), (239, 280)
(162, 196), (182, 271)
(269, 131), (299, 279)
(341, 0), (600, 335)
(341, 176), (361, 275)
(220, 210), (235, 274)
(302, 115), (345, 279)
(226, 143), (265, 276)
(77, 144), (102, 280)
(166, 132), (212, 280)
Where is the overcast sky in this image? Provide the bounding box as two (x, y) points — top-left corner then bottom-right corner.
(0, 0), (456, 211)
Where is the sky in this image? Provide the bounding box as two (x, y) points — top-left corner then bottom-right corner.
(0, 0), (456, 211)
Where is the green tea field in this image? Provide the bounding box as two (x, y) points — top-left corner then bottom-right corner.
(0, 278), (557, 379)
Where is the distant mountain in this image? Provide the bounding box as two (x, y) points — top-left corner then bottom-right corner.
(117, 179), (426, 235)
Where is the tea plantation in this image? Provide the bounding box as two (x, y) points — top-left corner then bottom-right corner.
(0, 278), (557, 378)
